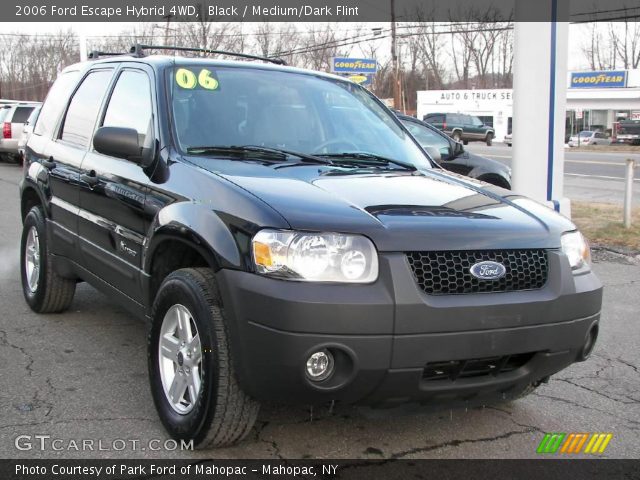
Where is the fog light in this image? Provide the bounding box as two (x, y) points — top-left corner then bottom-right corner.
(306, 350), (334, 381)
(580, 324), (599, 361)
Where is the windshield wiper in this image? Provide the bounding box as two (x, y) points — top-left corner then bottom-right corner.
(186, 145), (333, 165)
(314, 152), (416, 171)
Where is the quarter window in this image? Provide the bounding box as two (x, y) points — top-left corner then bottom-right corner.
(11, 107), (34, 124)
(34, 70), (81, 138)
(61, 70), (113, 148)
(102, 70), (153, 143)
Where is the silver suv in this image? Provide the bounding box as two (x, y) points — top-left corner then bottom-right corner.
(0, 102), (40, 163)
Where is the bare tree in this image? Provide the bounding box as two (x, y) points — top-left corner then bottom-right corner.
(610, 19), (640, 69)
(253, 22), (299, 64)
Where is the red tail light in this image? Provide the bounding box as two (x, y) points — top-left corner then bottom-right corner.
(2, 122), (10, 139)
(443, 121), (447, 130)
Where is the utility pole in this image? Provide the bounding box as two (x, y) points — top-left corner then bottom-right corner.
(79, 32), (87, 62)
(163, 14), (173, 45)
(390, 0), (401, 111)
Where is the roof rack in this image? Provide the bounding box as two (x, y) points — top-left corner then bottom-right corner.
(88, 51), (129, 60)
(129, 44), (286, 66)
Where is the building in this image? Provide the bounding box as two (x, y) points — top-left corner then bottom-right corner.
(416, 69), (640, 142)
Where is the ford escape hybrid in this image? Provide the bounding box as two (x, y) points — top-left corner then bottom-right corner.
(19, 46), (602, 448)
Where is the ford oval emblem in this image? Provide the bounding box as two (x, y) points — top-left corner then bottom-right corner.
(470, 261), (506, 281)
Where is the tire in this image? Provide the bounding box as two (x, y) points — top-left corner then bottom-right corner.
(463, 140), (469, 146)
(148, 268), (259, 448)
(21, 206), (76, 313)
(486, 132), (494, 146)
(452, 131), (462, 143)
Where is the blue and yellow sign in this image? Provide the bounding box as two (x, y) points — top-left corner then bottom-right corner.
(347, 74), (372, 86)
(331, 57), (377, 74)
(571, 71), (627, 88)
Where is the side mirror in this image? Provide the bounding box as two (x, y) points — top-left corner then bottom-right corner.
(94, 126), (157, 167)
(94, 127), (142, 161)
(424, 146), (442, 163)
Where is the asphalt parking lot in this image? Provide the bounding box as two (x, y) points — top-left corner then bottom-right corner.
(0, 162), (638, 459)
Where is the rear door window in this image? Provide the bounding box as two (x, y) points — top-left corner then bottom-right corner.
(61, 69), (113, 148)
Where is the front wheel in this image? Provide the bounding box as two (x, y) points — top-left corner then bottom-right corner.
(148, 268), (259, 448)
(486, 132), (494, 146)
(21, 206), (76, 313)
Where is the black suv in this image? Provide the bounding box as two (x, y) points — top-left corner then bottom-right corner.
(19, 48), (602, 448)
(424, 112), (495, 145)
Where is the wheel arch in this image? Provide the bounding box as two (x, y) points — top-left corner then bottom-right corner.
(20, 182), (47, 222)
(143, 202), (248, 309)
(474, 170), (512, 189)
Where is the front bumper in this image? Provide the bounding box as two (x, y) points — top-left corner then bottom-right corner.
(217, 251), (602, 406)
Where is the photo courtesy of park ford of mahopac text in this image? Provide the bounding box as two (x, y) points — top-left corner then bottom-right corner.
(1, 0), (639, 478)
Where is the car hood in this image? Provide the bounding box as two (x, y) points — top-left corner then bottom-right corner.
(186, 157), (575, 252)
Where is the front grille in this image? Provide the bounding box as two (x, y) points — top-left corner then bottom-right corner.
(422, 353), (536, 382)
(406, 249), (548, 295)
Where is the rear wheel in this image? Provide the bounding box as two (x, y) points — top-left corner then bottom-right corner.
(148, 268), (259, 448)
(486, 132), (494, 146)
(21, 206), (76, 313)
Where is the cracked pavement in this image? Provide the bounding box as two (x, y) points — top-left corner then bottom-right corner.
(0, 163), (638, 459)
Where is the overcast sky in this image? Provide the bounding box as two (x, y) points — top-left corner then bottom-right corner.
(0, 22), (601, 71)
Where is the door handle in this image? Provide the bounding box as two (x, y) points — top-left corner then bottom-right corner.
(81, 170), (99, 187)
(41, 157), (56, 169)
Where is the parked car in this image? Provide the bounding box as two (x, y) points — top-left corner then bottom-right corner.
(504, 132), (512, 146)
(568, 130), (611, 147)
(20, 47), (602, 448)
(0, 103), (39, 163)
(423, 112), (495, 146)
(0, 106), (12, 160)
(615, 120), (640, 145)
(397, 113), (511, 189)
(17, 105), (42, 163)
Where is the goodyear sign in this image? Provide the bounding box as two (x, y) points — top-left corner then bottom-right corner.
(571, 70), (627, 88)
(331, 57), (377, 74)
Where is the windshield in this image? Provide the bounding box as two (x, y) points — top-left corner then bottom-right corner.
(169, 65), (431, 169)
(579, 131), (593, 137)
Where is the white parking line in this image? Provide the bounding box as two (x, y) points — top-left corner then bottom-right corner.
(565, 173), (640, 182)
(479, 155), (627, 167)
(566, 159), (626, 166)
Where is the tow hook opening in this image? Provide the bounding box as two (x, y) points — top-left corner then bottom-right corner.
(579, 323), (599, 361)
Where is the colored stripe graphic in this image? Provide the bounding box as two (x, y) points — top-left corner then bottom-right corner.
(585, 433), (613, 454)
(539, 433), (613, 454)
(560, 433), (588, 453)
(537, 433), (566, 453)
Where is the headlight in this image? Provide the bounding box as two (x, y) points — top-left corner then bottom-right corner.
(561, 231), (591, 270)
(252, 229), (378, 283)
